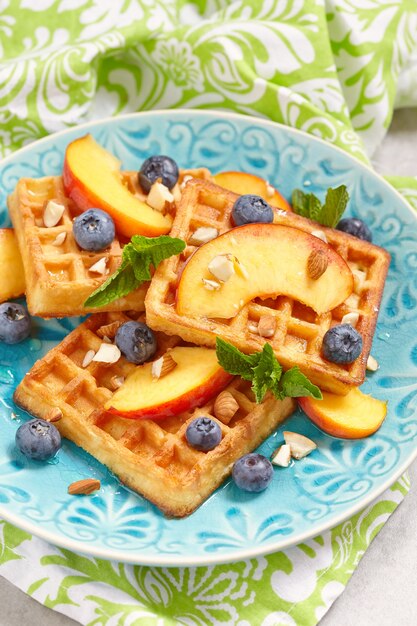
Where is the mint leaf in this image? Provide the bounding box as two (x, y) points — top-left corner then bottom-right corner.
(320, 185), (349, 227)
(292, 185), (349, 227)
(215, 338), (258, 381)
(84, 234), (185, 308)
(280, 367), (322, 400)
(252, 343), (283, 403)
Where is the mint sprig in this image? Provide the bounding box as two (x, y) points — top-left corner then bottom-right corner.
(292, 185), (349, 228)
(216, 338), (322, 404)
(84, 235), (185, 308)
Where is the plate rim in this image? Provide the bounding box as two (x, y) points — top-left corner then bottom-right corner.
(0, 108), (415, 567)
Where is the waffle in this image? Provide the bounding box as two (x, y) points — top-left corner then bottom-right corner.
(13, 311), (295, 517)
(7, 168), (212, 318)
(145, 179), (390, 395)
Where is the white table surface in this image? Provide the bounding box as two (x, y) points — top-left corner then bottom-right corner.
(1, 108), (416, 626)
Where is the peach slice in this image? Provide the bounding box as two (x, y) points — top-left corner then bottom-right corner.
(213, 171), (291, 211)
(176, 223), (353, 319)
(299, 388), (387, 439)
(105, 346), (233, 419)
(63, 134), (172, 238)
(0, 229), (25, 303)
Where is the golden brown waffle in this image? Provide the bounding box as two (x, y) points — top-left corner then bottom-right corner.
(7, 168), (212, 319)
(145, 179), (390, 395)
(13, 311), (295, 517)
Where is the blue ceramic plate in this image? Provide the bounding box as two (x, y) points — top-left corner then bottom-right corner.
(0, 111), (416, 567)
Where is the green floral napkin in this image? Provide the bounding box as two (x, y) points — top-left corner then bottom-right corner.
(0, 1), (416, 625)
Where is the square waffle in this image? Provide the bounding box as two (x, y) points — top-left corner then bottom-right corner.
(145, 179), (390, 395)
(7, 168), (212, 319)
(13, 311), (295, 517)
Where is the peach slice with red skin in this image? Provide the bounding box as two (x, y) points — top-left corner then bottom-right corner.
(299, 388), (387, 439)
(176, 223), (353, 319)
(63, 134), (173, 239)
(213, 171), (291, 212)
(0, 229), (25, 303)
(105, 346), (233, 419)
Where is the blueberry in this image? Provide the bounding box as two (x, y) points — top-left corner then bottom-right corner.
(0, 303), (31, 344)
(185, 417), (222, 451)
(232, 453), (273, 492)
(72, 208), (115, 251)
(322, 323), (363, 364)
(115, 321), (157, 364)
(231, 195), (274, 226)
(336, 218), (372, 242)
(138, 155), (179, 193)
(15, 418), (61, 461)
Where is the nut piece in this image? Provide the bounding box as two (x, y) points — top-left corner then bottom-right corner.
(208, 254), (235, 283)
(97, 320), (123, 340)
(266, 183), (275, 198)
(189, 227), (219, 246)
(152, 353), (177, 380)
(248, 322), (258, 333)
(52, 232), (67, 246)
(271, 444), (291, 467)
(214, 390), (239, 424)
(258, 315), (276, 338)
(311, 229), (328, 244)
(283, 431), (317, 459)
(82, 349), (96, 368)
(45, 407), (63, 423)
(147, 181), (174, 212)
(202, 278), (221, 291)
(92, 343), (121, 364)
(43, 200), (65, 227)
(180, 174), (193, 190)
(352, 269), (366, 291)
(366, 354), (379, 372)
(89, 257), (107, 275)
(341, 312), (360, 327)
(307, 249), (328, 280)
(110, 375), (125, 390)
(68, 478), (101, 495)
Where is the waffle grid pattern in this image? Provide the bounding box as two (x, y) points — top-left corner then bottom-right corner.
(146, 180), (391, 395)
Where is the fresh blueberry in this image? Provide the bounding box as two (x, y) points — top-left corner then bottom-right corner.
(322, 323), (363, 364)
(138, 155), (179, 193)
(336, 218), (372, 242)
(231, 195), (274, 226)
(232, 453), (273, 492)
(72, 208), (115, 251)
(115, 321), (157, 364)
(185, 417), (222, 451)
(0, 303), (31, 344)
(15, 418), (61, 461)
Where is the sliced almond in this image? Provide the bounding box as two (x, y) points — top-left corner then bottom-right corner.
(352, 269), (366, 291)
(89, 257), (107, 275)
(341, 312), (360, 327)
(214, 390), (239, 424)
(45, 407), (63, 423)
(147, 181), (174, 212)
(52, 232), (67, 246)
(266, 183), (275, 198)
(82, 349), (96, 368)
(248, 322), (258, 333)
(68, 478), (101, 495)
(180, 175), (193, 190)
(152, 353), (177, 380)
(311, 229), (328, 244)
(271, 444), (291, 467)
(307, 249), (328, 280)
(208, 254), (235, 283)
(258, 315), (276, 338)
(366, 354), (379, 372)
(283, 431), (317, 459)
(110, 375), (125, 390)
(97, 320), (123, 340)
(189, 227), (218, 246)
(92, 343), (121, 364)
(202, 278), (221, 291)
(43, 200), (65, 228)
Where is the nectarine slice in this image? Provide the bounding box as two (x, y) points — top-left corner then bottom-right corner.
(105, 346), (233, 419)
(176, 223), (353, 318)
(299, 388), (387, 439)
(213, 171), (291, 211)
(63, 135), (172, 238)
(0, 229), (25, 302)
